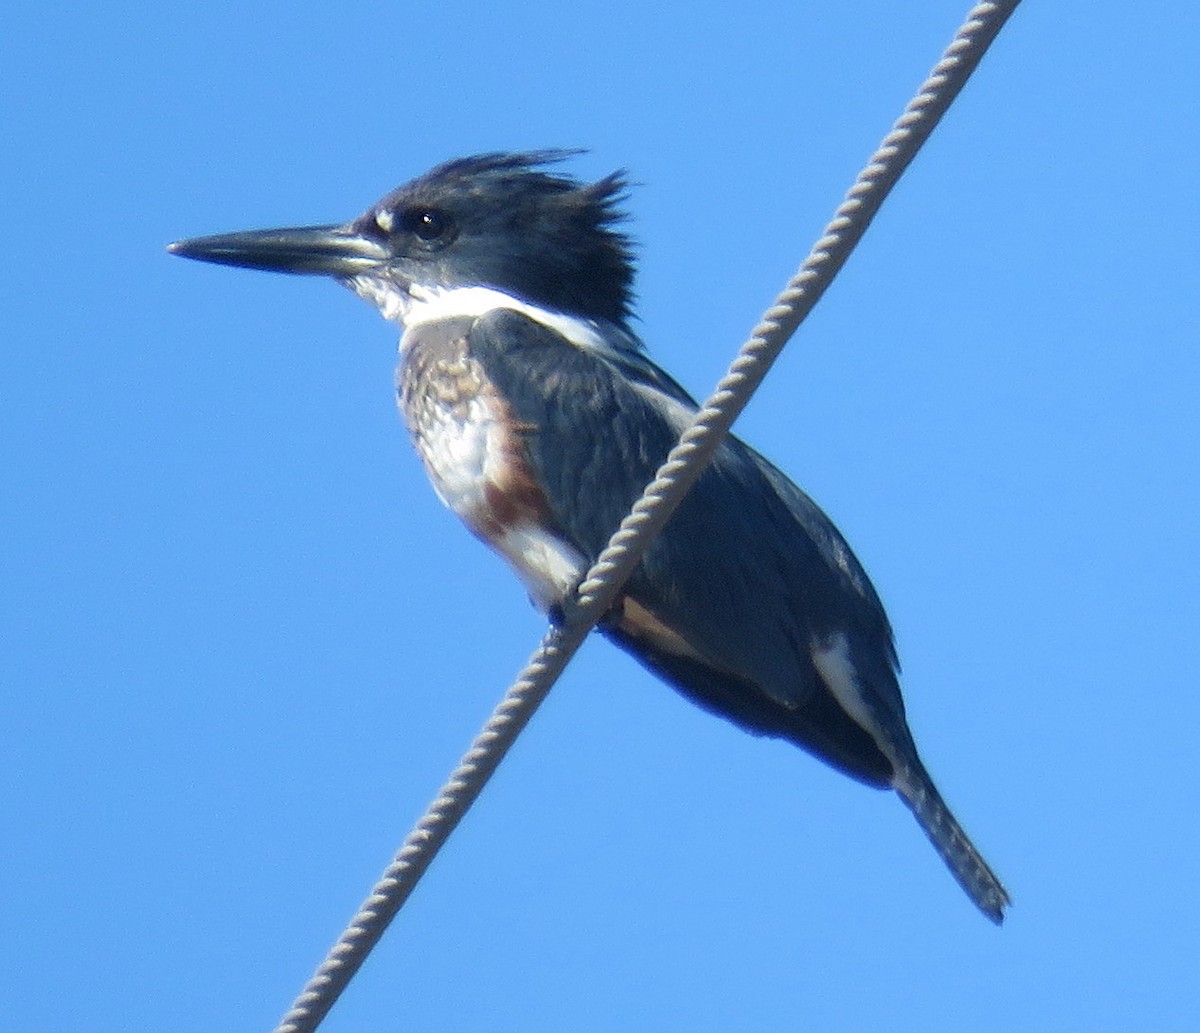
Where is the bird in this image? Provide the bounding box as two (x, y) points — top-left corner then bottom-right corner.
(169, 150), (1009, 923)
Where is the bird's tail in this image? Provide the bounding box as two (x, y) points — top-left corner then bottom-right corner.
(894, 761), (1010, 924)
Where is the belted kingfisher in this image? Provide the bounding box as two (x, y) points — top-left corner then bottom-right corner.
(170, 151), (1009, 923)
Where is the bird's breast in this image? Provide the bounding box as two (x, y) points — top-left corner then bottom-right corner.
(396, 318), (586, 609)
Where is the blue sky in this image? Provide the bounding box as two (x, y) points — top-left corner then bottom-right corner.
(3, 2), (1198, 1030)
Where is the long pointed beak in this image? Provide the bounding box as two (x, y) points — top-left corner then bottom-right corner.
(167, 223), (389, 277)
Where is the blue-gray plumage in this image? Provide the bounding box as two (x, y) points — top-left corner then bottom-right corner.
(169, 152), (1009, 923)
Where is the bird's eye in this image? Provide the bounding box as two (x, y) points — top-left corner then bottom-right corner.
(401, 207), (450, 242)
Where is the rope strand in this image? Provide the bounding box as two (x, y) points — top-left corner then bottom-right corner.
(271, 4), (1021, 1030)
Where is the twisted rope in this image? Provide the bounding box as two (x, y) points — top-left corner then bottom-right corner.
(271, 4), (1021, 1030)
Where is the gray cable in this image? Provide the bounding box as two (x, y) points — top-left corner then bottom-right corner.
(271, 3), (1021, 1030)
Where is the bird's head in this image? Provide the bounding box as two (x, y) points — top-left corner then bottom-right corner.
(169, 151), (636, 327)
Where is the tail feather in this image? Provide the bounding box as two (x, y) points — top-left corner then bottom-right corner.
(894, 762), (1010, 924)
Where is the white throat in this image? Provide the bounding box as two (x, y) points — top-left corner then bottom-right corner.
(344, 277), (608, 353)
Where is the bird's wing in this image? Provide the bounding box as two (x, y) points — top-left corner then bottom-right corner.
(468, 309), (908, 769)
